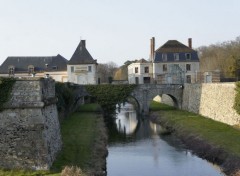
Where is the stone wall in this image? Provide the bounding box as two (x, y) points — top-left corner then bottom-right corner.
(182, 83), (240, 125)
(0, 78), (62, 170)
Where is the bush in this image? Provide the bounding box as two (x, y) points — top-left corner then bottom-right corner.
(0, 77), (16, 111)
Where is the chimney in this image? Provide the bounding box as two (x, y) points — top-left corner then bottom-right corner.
(188, 38), (192, 49)
(81, 40), (86, 47)
(150, 37), (155, 62)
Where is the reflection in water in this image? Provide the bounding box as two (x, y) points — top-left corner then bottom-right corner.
(115, 103), (138, 135)
(107, 103), (224, 176)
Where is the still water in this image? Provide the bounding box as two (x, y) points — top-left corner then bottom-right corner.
(106, 103), (224, 176)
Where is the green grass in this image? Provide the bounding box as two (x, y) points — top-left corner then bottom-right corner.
(51, 112), (98, 173)
(150, 101), (176, 111)
(77, 103), (102, 112)
(0, 110), (99, 176)
(150, 101), (240, 157)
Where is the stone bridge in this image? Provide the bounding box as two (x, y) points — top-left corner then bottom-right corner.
(131, 84), (184, 114)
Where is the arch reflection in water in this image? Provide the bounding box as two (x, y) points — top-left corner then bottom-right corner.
(115, 103), (138, 135)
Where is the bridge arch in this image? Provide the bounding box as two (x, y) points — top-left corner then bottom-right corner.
(131, 84), (183, 115)
(157, 94), (179, 108)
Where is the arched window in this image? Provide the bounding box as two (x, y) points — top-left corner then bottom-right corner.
(28, 65), (35, 75)
(8, 65), (15, 76)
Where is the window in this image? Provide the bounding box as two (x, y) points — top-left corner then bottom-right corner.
(163, 64), (167, 72)
(186, 75), (191, 83)
(135, 67), (138, 73)
(186, 64), (191, 71)
(162, 53), (168, 61)
(28, 65), (34, 75)
(88, 66), (92, 72)
(144, 67), (149, 73)
(52, 66), (58, 70)
(71, 66), (74, 73)
(174, 53), (179, 61)
(185, 53), (191, 60)
(8, 66), (15, 76)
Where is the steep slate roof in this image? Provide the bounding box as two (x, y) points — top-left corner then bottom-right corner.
(0, 54), (67, 74)
(154, 40), (199, 62)
(68, 40), (97, 65)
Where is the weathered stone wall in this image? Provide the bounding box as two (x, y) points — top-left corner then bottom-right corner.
(182, 83), (240, 125)
(0, 78), (62, 170)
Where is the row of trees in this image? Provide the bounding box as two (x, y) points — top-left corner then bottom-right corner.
(197, 36), (240, 78)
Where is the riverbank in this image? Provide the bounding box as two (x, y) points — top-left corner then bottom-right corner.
(52, 103), (108, 176)
(0, 104), (107, 176)
(149, 101), (240, 176)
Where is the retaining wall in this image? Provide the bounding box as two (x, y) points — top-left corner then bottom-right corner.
(182, 83), (240, 125)
(0, 78), (62, 170)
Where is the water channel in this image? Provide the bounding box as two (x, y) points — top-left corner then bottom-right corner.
(106, 103), (225, 176)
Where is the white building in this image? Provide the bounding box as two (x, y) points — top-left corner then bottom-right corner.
(67, 40), (98, 84)
(0, 40), (98, 85)
(128, 38), (200, 84)
(0, 54), (68, 82)
(128, 59), (153, 84)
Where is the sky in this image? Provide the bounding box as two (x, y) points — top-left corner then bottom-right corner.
(0, 0), (240, 66)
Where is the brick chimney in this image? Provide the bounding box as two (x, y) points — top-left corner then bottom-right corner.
(150, 37), (155, 62)
(188, 38), (192, 49)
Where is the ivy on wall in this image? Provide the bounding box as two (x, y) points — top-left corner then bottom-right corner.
(55, 82), (74, 112)
(234, 82), (240, 115)
(0, 78), (16, 111)
(85, 84), (136, 112)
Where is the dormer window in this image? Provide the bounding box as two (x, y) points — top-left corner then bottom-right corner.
(28, 65), (34, 75)
(52, 66), (58, 70)
(8, 66), (15, 76)
(174, 53), (179, 61)
(185, 53), (191, 60)
(162, 54), (168, 61)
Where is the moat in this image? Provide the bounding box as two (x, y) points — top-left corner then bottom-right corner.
(106, 103), (224, 176)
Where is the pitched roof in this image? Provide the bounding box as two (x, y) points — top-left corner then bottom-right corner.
(68, 40), (97, 65)
(155, 40), (194, 53)
(136, 58), (149, 63)
(154, 40), (199, 63)
(0, 54), (67, 73)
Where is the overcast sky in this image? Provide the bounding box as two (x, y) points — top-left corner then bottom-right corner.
(0, 0), (240, 66)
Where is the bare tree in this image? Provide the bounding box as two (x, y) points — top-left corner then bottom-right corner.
(97, 61), (118, 83)
(197, 36), (240, 78)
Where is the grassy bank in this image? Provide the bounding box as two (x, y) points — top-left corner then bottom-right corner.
(150, 101), (240, 175)
(0, 104), (107, 176)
